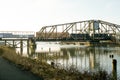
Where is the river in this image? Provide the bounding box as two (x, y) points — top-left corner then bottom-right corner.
(15, 41), (120, 78)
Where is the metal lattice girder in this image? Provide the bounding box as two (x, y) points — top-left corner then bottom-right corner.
(37, 20), (120, 40)
(99, 20), (120, 33)
(46, 26), (56, 39)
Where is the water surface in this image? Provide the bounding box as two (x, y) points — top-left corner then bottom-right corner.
(16, 41), (120, 78)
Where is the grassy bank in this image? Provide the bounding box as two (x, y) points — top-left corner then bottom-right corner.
(0, 46), (114, 80)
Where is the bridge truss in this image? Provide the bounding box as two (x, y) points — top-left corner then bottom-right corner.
(37, 20), (120, 41)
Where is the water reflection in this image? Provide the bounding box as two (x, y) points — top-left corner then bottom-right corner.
(15, 42), (120, 78)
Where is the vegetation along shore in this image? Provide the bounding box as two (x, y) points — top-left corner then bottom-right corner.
(0, 46), (116, 80)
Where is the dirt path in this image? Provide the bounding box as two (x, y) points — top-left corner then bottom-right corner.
(0, 57), (43, 80)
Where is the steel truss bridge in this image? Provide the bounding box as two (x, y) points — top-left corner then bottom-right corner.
(37, 20), (120, 43)
(36, 20), (120, 41)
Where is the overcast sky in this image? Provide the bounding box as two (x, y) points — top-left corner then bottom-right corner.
(0, 0), (120, 31)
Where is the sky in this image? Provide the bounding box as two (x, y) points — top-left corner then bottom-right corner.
(0, 0), (120, 32)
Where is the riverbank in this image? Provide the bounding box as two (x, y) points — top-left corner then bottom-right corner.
(0, 57), (42, 80)
(0, 46), (114, 80)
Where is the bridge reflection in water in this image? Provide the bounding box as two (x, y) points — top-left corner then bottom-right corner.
(14, 41), (120, 78)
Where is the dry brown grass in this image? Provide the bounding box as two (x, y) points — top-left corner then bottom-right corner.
(0, 46), (114, 80)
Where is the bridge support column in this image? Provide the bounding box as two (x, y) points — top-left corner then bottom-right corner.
(5, 40), (7, 46)
(30, 38), (36, 54)
(13, 40), (15, 48)
(20, 40), (23, 55)
(27, 40), (29, 55)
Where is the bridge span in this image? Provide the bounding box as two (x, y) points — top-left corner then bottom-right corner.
(36, 20), (120, 44)
(0, 31), (35, 38)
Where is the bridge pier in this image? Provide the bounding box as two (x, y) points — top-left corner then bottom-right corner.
(29, 38), (36, 55)
(5, 40), (7, 46)
(13, 40), (15, 48)
(27, 40), (29, 55)
(20, 40), (23, 55)
(2, 38), (36, 56)
(3, 39), (25, 55)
